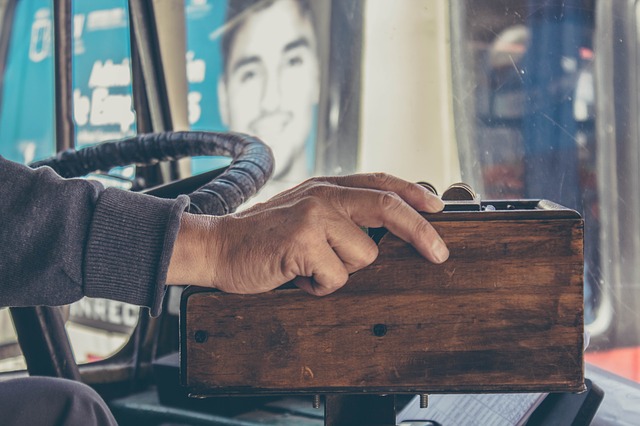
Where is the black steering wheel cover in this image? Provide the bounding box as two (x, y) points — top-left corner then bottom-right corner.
(29, 131), (274, 215)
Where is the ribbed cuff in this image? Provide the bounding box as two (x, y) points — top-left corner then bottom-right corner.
(84, 189), (189, 316)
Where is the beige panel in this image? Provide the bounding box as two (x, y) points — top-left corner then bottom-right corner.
(359, 0), (460, 192)
(153, 0), (191, 176)
(152, 0), (189, 130)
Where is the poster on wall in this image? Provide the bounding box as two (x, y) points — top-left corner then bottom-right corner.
(185, 0), (363, 199)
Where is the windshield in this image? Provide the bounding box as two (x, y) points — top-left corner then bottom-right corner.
(0, 0), (638, 390)
(183, 0), (640, 384)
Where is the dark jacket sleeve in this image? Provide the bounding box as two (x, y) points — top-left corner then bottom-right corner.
(0, 156), (189, 316)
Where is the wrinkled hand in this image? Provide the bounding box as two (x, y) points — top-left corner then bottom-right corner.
(167, 173), (449, 296)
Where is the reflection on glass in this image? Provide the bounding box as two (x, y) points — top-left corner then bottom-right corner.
(451, 1), (599, 325)
(451, 1), (640, 384)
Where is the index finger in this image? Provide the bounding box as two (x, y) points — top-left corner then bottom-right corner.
(334, 186), (450, 264)
(320, 173), (445, 213)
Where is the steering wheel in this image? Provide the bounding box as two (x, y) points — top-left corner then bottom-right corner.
(29, 131), (275, 215)
(12, 131), (273, 381)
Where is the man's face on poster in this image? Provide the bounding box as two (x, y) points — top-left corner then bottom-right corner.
(219, 0), (319, 180)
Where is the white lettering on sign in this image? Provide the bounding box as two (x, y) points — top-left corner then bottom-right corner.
(70, 299), (139, 330)
(186, 51), (206, 83)
(73, 14), (85, 40)
(71, 298), (93, 318)
(73, 14), (86, 55)
(28, 9), (125, 58)
(74, 59), (136, 134)
(93, 299), (107, 322)
(88, 59), (131, 88)
(108, 301), (121, 325)
(74, 89), (90, 126)
(122, 305), (138, 328)
(86, 8), (126, 31)
(29, 9), (51, 62)
(89, 87), (135, 132)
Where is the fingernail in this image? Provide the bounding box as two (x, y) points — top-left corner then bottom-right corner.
(432, 238), (449, 263)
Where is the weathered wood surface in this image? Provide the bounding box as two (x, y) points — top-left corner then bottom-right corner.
(182, 212), (584, 395)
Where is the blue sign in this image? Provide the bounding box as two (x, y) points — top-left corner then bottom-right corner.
(0, 0), (136, 167)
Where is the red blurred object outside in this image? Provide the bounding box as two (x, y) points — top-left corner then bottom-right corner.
(586, 348), (640, 383)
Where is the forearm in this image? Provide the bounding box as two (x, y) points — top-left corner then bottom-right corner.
(0, 156), (188, 315)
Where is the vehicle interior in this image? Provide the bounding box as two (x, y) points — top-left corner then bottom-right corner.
(1, 0), (640, 425)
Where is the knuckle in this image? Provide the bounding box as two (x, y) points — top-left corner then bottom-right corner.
(347, 240), (379, 270)
(368, 172), (393, 187)
(297, 196), (324, 217)
(379, 191), (404, 211)
(298, 178), (318, 191)
(358, 243), (379, 267)
(323, 270), (349, 293)
(306, 182), (333, 198)
(280, 255), (300, 277)
(414, 219), (435, 239)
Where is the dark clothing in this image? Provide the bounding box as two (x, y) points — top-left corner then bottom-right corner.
(0, 377), (118, 425)
(0, 156), (189, 316)
(0, 155), (192, 425)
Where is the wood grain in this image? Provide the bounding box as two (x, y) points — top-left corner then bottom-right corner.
(182, 213), (584, 396)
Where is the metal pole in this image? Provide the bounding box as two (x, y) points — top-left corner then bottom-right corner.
(10, 306), (81, 380)
(53, 0), (74, 152)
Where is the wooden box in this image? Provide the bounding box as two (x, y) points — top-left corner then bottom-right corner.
(181, 200), (584, 397)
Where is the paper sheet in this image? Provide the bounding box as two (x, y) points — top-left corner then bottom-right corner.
(397, 392), (547, 426)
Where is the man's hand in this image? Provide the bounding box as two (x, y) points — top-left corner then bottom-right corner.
(167, 173), (449, 296)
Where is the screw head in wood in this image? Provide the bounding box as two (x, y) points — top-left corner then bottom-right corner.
(194, 330), (208, 343)
(373, 324), (387, 337)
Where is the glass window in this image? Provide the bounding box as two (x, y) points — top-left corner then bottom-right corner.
(185, 0), (232, 176)
(450, 1), (598, 321)
(448, 1), (640, 383)
(183, 0), (640, 386)
(2, 0), (639, 394)
(70, 0), (140, 364)
(184, 0), (362, 202)
(0, 0), (55, 164)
